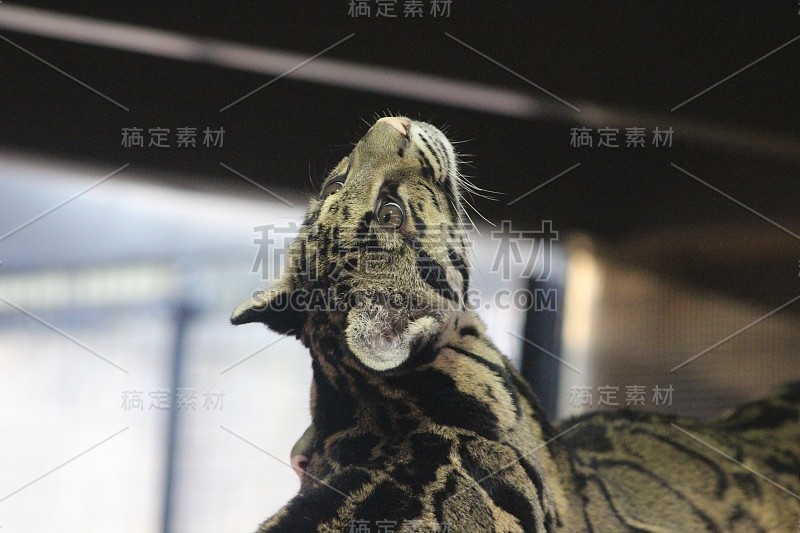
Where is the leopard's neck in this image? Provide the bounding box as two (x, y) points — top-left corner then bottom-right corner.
(304, 308), (577, 528)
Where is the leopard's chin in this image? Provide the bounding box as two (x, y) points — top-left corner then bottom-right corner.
(345, 303), (440, 372)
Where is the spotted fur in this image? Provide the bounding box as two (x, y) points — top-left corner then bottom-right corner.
(232, 117), (800, 532)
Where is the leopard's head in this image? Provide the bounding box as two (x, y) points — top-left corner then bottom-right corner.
(232, 117), (472, 373)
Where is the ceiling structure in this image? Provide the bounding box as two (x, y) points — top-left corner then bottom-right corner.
(1, 1), (798, 308)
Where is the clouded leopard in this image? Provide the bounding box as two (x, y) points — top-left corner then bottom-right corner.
(232, 116), (800, 532)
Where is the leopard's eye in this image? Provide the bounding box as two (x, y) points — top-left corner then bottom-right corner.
(321, 181), (343, 198)
(378, 202), (404, 229)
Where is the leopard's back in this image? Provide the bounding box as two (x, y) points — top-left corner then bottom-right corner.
(560, 382), (800, 531)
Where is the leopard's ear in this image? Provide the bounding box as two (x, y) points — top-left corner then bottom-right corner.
(230, 288), (305, 336)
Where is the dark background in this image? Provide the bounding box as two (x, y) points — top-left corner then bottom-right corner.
(2, 1), (799, 307)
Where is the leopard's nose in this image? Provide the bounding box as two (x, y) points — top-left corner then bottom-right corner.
(375, 116), (410, 136)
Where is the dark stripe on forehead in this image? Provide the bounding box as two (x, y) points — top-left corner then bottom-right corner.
(430, 134), (452, 176)
(442, 178), (459, 223)
(419, 171), (457, 224)
(420, 183), (441, 211)
(417, 130), (443, 172)
(418, 155), (435, 182)
(408, 203), (427, 239)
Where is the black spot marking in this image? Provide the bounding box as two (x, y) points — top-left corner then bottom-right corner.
(351, 480), (422, 525)
(517, 454), (558, 530)
(342, 257), (358, 272)
(779, 381), (800, 403)
(274, 468), (371, 528)
(303, 209), (320, 226)
(448, 247), (469, 294)
(447, 345), (521, 418)
(367, 405), (395, 434)
(312, 358), (358, 437)
(721, 401), (799, 430)
(298, 240), (308, 278)
(318, 225), (331, 257)
(391, 368), (500, 440)
(458, 439), (538, 531)
(418, 148), (436, 178)
(327, 433), (381, 465)
(392, 432), (452, 493)
(629, 427), (728, 498)
(431, 135), (450, 171)
(432, 471), (459, 525)
(331, 225), (343, 256)
(392, 413), (420, 435)
(728, 505), (762, 532)
(459, 326), (480, 338)
(732, 472), (762, 499)
(383, 181), (401, 200)
(386, 335), (440, 376)
(420, 183), (442, 211)
(764, 453), (800, 473)
(357, 211), (373, 237)
(408, 203), (427, 239)
(441, 177), (458, 222)
(591, 459), (722, 532)
(569, 423), (613, 453)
